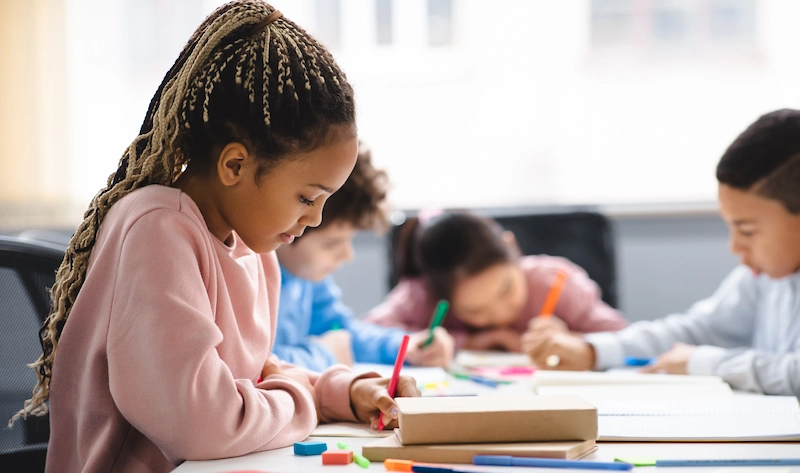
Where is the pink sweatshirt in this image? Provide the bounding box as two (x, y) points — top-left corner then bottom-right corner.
(365, 255), (628, 350)
(46, 186), (366, 473)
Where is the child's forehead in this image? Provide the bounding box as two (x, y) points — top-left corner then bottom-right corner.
(718, 183), (790, 221)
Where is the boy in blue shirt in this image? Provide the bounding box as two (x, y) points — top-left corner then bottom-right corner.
(273, 143), (454, 371)
(523, 109), (800, 396)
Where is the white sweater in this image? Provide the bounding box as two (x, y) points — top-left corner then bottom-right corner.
(587, 266), (800, 396)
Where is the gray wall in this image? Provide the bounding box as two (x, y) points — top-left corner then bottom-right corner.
(333, 209), (739, 323)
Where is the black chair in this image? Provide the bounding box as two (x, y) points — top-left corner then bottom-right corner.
(0, 236), (66, 472)
(387, 210), (618, 308)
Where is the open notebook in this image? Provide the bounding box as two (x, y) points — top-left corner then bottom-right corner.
(595, 395), (800, 441)
(531, 369), (726, 390)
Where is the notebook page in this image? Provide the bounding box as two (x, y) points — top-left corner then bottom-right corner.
(596, 395), (800, 441)
(599, 413), (800, 441)
(536, 382), (733, 401)
(532, 370), (724, 388)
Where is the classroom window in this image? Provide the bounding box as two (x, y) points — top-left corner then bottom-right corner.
(590, 0), (756, 52)
(709, 0), (755, 43)
(427, 0), (453, 47)
(590, 0), (633, 44)
(314, 0), (342, 50)
(375, 0), (393, 45)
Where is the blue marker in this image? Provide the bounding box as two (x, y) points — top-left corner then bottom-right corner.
(474, 455), (633, 470)
(624, 356), (656, 366)
(467, 375), (498, 388)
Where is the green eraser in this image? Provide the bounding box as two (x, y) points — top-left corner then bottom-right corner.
(614, 457), (656, 466)
(336, 441), (348, 450)
(353, 454), (370, 468)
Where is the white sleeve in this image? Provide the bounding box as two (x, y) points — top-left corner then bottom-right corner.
(586, 266), (759, 370)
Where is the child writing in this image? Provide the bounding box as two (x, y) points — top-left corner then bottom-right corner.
(273, 143), (454, 371)
(13, 2), (418, 471)
(365, 211), (628, 353)
(522, 109), (800, 397)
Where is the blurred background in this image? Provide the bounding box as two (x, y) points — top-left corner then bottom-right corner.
(2, 0), (799, 318)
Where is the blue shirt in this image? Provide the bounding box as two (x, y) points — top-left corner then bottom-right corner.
(273, 266), (408, 371)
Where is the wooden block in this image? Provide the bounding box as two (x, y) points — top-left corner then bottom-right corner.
(322, 450), (353, 465)
(293, 441), (327, 456)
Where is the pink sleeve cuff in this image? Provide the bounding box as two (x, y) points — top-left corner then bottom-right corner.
(315, 366), (380, 423)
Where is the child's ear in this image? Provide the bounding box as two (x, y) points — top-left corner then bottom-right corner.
(217, 142), (250, 186)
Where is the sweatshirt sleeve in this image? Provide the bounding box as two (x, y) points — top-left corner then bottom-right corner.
(313, 278), (407, 365)
(585, 266), (761, 375)
(106, 210), (317, 462)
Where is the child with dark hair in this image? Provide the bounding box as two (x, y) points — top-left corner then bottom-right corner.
(273, 143), (454, 370)
(13, 2), (418, 471)
(525, 109), (800, 396)
(365, 211), (627, 353)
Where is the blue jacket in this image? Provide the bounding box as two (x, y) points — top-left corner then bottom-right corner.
(273, 266), (408, 371)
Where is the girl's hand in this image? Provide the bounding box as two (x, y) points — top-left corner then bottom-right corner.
(521, 330), (595, 371)
(640, 342), (695, 375)
(466, 328), (522, 352)
(349, 375), (420, 430)
(526, 315), (569, 334)
(315, 329), (354, 366)
(406, 327), (455, 368)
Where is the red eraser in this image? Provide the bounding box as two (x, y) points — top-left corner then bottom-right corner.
(322, 450), (353, 465)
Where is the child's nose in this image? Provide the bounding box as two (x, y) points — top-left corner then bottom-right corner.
(729, 235), (746, 256)
(304, 205), (324, 228)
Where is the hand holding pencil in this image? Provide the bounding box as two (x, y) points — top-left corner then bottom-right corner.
(348, 335), (422, 431)
(520, 269), (595, 371)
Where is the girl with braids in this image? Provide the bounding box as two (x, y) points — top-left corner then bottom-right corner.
(15, 2), (418, 471)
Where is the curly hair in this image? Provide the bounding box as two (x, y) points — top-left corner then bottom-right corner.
(306, 141), (390, 234)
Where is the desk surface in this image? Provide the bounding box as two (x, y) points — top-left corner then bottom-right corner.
(172, 368), (800, 473)
(174, 436), (800, 472)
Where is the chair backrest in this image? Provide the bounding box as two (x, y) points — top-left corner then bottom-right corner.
(386, 211), (618, 308)
(0, 236), (65, 472)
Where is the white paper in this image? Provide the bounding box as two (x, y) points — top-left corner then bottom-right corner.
(536, 382), (733, 401)
(531, 369), (725, 388)
(310, 422), (393, 438)
(352, 363), (449, 387)
(454, 350), (533, 368)
(595, 396), (800, 441)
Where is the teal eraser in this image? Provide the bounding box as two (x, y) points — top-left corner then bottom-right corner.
(294, 441), (328, 455)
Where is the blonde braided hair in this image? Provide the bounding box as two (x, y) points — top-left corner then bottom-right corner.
(13, 0), (355, 425)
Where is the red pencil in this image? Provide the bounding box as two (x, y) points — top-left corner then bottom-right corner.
(377, 334), (410, 431)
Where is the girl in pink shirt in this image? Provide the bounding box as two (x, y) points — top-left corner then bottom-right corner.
(13, 2), (417, 472)
(366, 212), (628, 357)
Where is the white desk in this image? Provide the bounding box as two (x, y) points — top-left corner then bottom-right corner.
(172, 368), (800, 472)
(173, 436), (800, 472)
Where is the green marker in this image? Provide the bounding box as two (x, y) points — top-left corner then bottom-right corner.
(422, 299), (449, 347)
(336, 442), (369, 468)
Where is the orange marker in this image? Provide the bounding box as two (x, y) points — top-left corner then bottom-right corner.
(384, 459), (414, 472)
(540, 269), (568, 318)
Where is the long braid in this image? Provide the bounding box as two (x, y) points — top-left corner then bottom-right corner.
(14, 0), (355, 424)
